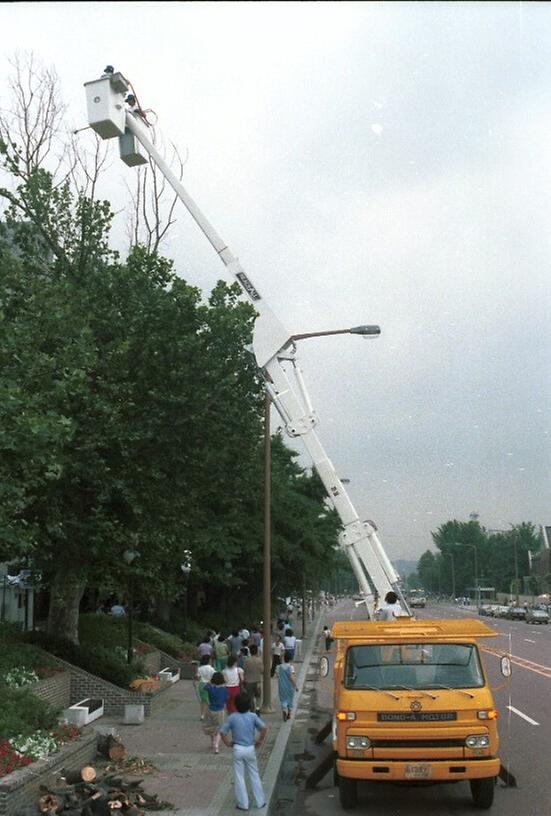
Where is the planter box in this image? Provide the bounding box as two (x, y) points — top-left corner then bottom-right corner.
(64, 697), (104, 726)
(158, 667), (180, 684)
(124, 704), (145, 725)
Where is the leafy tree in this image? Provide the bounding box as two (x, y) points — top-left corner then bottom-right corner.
(417, 550), (439, 593)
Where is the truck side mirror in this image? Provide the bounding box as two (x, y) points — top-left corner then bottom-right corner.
(500, 656), (512, 677)
(320, 656), (329, 678)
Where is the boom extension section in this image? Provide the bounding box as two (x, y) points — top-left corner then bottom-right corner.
(83, 69), (409, 617)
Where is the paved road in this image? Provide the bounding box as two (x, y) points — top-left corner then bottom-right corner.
(275, 599), (551, 816)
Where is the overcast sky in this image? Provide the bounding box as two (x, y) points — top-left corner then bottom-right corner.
(1, 2), (550, 562)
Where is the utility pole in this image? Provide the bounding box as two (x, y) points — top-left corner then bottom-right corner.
(262, 390), (272, 712)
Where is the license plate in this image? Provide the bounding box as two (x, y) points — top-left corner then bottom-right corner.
(405, 763), (432, 780)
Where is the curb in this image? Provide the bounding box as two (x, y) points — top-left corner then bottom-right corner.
(260, 612), (324, 812)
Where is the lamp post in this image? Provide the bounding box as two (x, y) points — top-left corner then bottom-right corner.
(181, 550), (192, 642)
(453, 543), (478, 606)
(444, 552), (456, 599)
(262, 390), (272, 712)
(123, 549), (140, 664)
(261, 323), (379, 712)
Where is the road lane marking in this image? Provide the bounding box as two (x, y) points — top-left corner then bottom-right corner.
(481, 646), (551, 679)
(524, 639), (536, 643)
(506, 705), (539, 726)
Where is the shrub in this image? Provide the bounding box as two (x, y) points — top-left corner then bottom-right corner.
(78, 613), (129, 650)
(26, 632), (146, 689)
(0, 632), (59, 679)
(0, 687), (59, 740)
(134, 623), (186, 658)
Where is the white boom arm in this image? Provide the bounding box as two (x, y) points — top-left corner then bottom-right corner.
(83, 71), (408, 617)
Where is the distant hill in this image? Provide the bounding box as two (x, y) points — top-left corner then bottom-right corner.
(393, 559), (418, 579)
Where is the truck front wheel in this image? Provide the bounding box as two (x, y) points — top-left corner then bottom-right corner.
(339, 777), (358, 810)
(470, 777), (495, 809)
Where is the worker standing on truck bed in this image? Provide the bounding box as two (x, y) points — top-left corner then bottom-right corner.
(376, 591), (403, 621)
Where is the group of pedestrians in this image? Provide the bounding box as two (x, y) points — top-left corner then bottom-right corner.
(192, 620), (301, 811)
(195, 622), (301, 732)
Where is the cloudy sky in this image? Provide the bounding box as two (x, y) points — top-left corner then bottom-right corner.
(1, 2), (550, 562)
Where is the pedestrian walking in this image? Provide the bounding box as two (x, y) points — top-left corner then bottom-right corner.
(283, 628), (297, 661)
(323, 625), (333, 651)
(219, 692), (267, 811)
(270, 633), (285, 677)
(196, 654), (215, 721)
(243, 644), (263, 714)
(249, 625), (261, 648)
(203, 672), (228, 754)
(276, 652), (298, 721)
(223, 655), (244, 714)
(198, 635), (214, 662)
(228, 630), (243, 658)
(213, 632), (229, 672)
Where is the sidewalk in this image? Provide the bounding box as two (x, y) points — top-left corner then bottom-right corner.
(92, 613), (324, 815)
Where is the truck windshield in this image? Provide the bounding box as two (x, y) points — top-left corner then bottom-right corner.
(344, 643), (484, 691)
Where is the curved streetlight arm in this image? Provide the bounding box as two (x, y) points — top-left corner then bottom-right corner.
(86, 87), (407, 617)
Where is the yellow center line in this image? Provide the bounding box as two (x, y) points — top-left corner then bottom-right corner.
(481, 646), (551, 679)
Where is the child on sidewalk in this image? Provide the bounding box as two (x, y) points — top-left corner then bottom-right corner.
(219, 692), (267, 811)
(203, 672), (228, 754)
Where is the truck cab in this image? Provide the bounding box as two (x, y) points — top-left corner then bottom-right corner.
(331, 619), (503, 810)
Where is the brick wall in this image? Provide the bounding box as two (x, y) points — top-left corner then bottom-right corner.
(0, 732), (97, 815)
(157, 649), (198, 679)
(29, 671), (71, 710)
(49, 656), (157, 717)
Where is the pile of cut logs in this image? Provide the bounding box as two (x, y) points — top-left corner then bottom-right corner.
(17, 736), (170, 815)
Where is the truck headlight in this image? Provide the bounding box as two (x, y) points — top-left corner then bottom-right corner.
(346, 736), (371, 749)
(465, 734), (490, 748)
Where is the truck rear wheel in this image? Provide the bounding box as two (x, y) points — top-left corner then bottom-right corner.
(339, 777), (358, 810)
(470, 777), (495, 809)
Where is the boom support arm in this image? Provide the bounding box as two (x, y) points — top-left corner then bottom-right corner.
(84, 73), (408, 616)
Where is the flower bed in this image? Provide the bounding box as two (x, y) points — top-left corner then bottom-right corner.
(0, 731), (97, 816)
(0, 742), (32, 778)
(0, 724), (81, 779)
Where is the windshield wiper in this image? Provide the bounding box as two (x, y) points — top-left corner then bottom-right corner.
(387, 684), (437, 700)
(430, 683), (474, 699)
(348, 678), (399, 700)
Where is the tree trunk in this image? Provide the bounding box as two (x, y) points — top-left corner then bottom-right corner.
(47, 566), (87, 644)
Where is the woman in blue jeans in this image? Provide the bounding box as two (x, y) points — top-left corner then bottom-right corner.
(219, 692), (267, 811)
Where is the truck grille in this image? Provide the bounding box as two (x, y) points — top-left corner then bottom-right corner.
(371, 739), (465, 748)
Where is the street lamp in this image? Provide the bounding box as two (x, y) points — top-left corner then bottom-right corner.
(123, 549), (140, 664)
(453, 543), (478, 606)
(444, 552), (456, 599)
(262, 323), (378, 711)
(181, 550), (192, 642)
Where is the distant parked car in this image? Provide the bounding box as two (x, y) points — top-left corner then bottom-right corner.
(478, 605), (493, 616)
(525, 608), (549, 625)
(492, 605), (510, 619)
(506, 606), (526, 621)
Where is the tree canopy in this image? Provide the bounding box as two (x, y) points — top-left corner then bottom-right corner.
(0, 98), (351, 642)
(416, 519), (543, 598)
